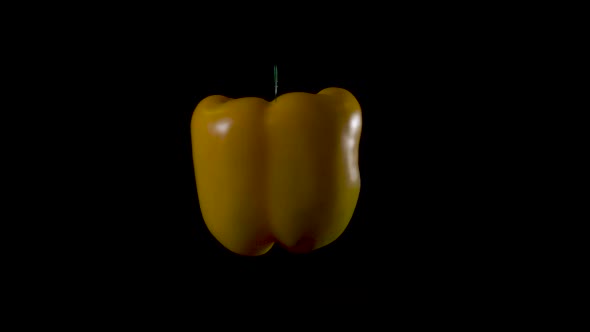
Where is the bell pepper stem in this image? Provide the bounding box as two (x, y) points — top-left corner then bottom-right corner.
(274, 65), (278, 100)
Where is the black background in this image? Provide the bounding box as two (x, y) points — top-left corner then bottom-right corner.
(21, 23), (514, 307)
(5, 3), (550, 320)
(56, 59), (503, 297)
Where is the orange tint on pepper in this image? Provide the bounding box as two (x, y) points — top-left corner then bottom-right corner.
(190, 88), (362, 255)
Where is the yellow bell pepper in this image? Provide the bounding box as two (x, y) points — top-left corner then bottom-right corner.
(190, 87), (362, 256)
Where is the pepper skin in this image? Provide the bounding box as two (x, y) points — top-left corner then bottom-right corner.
(190, 88), (362, 256)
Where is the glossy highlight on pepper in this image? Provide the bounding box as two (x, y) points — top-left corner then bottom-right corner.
(190, 87), (362, 255)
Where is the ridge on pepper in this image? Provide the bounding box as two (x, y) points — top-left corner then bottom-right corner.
(191, 88), (362, 255)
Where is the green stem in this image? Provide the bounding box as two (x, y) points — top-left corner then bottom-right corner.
(274, 65), (278, 99)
